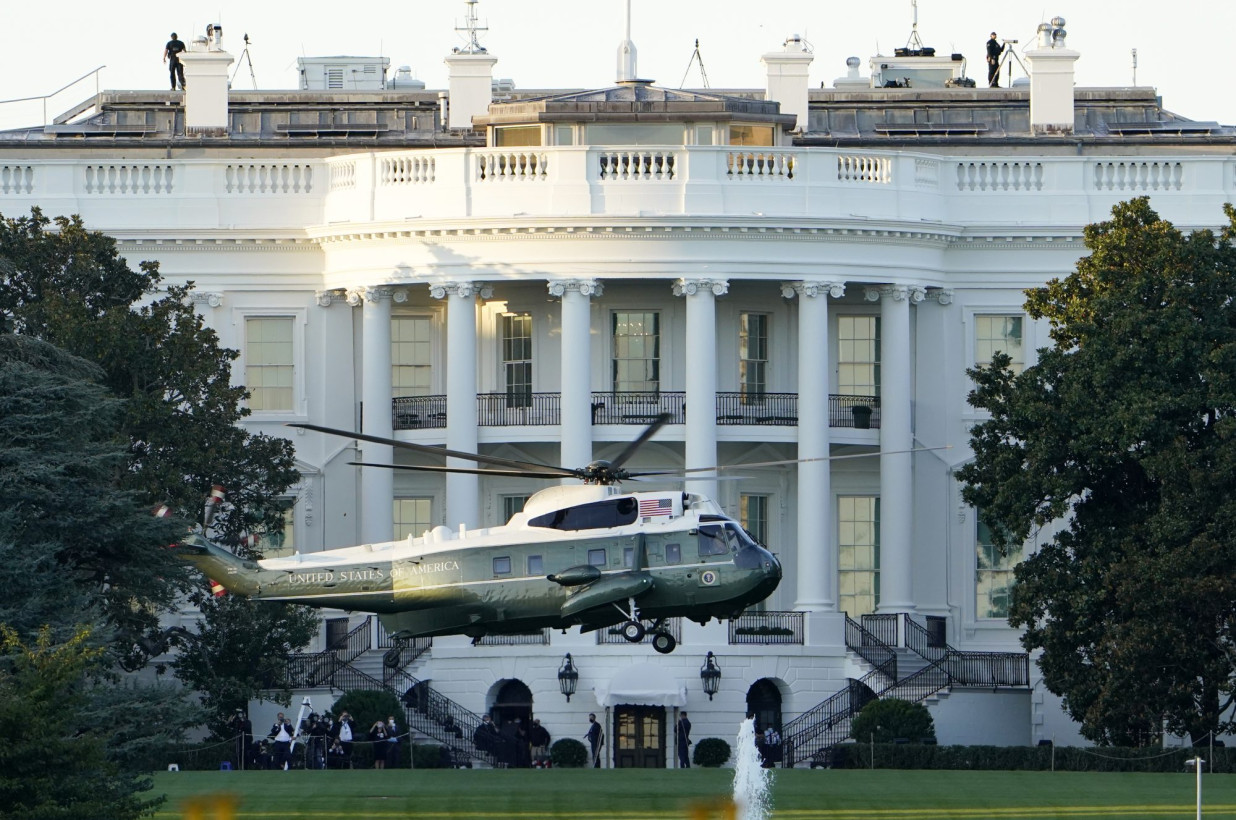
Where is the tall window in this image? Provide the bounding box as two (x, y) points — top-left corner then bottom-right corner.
(739, 313), (768, 403)
(255, 504), (295, 559)
(975, 315), (1025, 374)
(393, 498), (432, 540)
(502, 313), (533, 407)
(502, 495), (530, 523)
(392, 315), (432, 398)
(245, 317), (294, 412)
(838, 496), (880, 617)
(837, 316), (880, 396)
(740, 494), (769, 545)
(976, 517), (1022, 619)
(612, 311), (660, 393)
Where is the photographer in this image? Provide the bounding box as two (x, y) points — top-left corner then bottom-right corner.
(227, 709), (253, 770)
(268, 712), (294, 771)
(305, 712), (328, 770)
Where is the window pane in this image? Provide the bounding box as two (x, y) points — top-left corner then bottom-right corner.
(739, 313), (769, 401)
(392, 315), (433, 398)
(246, 317), (295, 412)
(975, 315), (1025, 374)
(588, 548), (607, 567)
(740, 494), (768, 545)
(975, 515), (1023, 618)
(393, 497), (432, 541)
(502, 313), (533, 407)
(837, 316), (880, 396)
(493, 556), (512, 575)
(527, 555), (543, 576)
(612, 312), (660, 392)
(838, 496), (880, 617)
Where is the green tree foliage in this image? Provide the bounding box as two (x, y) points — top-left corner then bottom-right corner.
(331, 689), (404, 732)
(0, 626), (162, 820)
(0, 208), (315, 723)
(850, 698), (937, 743)
(958, 198), (1236, 745)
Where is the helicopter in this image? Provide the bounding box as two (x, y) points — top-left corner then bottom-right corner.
(176, 415), (783, 654)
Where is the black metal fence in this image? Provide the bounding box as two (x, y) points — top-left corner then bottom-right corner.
(475, 629), (551, 646)
(860, 613), (900, 647)
(728, 611), (805, 645)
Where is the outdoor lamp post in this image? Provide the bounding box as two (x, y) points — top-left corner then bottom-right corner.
(558, 653), (579, 701)
(700, 651), (722, 700)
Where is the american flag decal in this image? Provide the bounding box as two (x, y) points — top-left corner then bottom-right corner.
(638, 497), (673, 517)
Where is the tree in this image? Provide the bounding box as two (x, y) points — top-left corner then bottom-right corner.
(0, 208), (315, 719)
(850, 698), (936, 744)
(958, 198), (1236, 745)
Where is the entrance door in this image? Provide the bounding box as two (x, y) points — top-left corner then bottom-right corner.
(613, 705), (666, 768)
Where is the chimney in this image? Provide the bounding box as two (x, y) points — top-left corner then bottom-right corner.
(445, 51), (498, 130)
(762, 35), (814, 132)
(1025, 17), (1079, 135)
(179, 25), (233, 136)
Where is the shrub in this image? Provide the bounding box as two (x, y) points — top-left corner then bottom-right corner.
(850, 698), (936, 744)
(694, 737), (732, 767)
(412, 744), (447, 769)
(551, 738), (589, 768)
(330, 690), (404, 733)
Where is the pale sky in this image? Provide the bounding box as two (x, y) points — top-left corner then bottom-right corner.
(1, 1), (1233, 131)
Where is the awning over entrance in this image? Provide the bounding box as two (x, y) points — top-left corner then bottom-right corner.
(594, 663), (688, 708)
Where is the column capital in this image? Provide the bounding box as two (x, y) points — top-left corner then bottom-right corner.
(672, 278), (729, 297)
(932, 288), (954, 305)
(429, 281), (493, 300)
(190, 291), (224, 308)
(781, 280), (845, 300)
(345, 285), (400, 306)
(547, 279), (604, 298)
(867, 285), (927, 303)
(315, 289), (346, 307)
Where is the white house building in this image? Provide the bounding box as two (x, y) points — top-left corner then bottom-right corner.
(2, 10), (1233, 767)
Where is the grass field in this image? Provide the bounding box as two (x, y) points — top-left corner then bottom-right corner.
(151, 768), (1236, 819)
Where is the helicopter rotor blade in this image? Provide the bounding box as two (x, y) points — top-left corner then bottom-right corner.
(289, 423), (578, 478)
(608, 413), (671, 471)
(348, 461), (571, 479)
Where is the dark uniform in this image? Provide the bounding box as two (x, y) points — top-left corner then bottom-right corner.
(986, 33), (1003, 87)
(164, 34), (186, 90)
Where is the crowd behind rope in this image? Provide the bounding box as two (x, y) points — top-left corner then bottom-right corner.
(212, 709), (555, 770)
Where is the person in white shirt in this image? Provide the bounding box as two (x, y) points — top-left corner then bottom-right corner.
(268, 712), (294, 770)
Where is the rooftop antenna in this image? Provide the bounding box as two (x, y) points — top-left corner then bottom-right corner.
(1131, 48), (1138, 86)
(617, 0), (638, 82)
(679, 39), (710, 88)
(905, 0), (924, 51)
(454, 0), (488, 54)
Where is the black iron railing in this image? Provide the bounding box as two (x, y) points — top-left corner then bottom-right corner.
(596, 617), (683, 646)
(391, 393), (881, 430)
(476, 393), (561, 426)
(781, 673), (880, 768)
(860, 613), (900, 648)
(902, 614), (947, 664)
(389, 669), (497, 766)
(284, 618), (373, 689)
(728, 611), (805, 645)
(844, 615), (897, 684)
(475, 629), (551, 646)
(901, 613), (1028, 687)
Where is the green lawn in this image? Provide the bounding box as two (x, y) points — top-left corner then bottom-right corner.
(150, 768), (1236, 819)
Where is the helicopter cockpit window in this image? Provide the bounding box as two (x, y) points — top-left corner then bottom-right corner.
(527, 554), (543, 576)
(493, 556), (512, 576)
(698, 525), (732, 557)
(528, 497), (639, 531)
(665, 543), (681, 564)
(587, 548), (608, 567)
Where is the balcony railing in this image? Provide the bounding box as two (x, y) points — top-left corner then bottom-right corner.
(390, 393), (881, 431)
(475, 629), (551, 646)
(728, 611), (805, 645)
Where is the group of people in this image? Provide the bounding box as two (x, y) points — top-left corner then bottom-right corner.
(226, 709), (402, 770)
(471, 714), (553, 768)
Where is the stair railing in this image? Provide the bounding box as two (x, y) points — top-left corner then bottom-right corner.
(902, 614), (1029, 687)
(387, 669), (498, 767)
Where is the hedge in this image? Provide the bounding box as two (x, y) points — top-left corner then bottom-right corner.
(820, 743), (1232, 772)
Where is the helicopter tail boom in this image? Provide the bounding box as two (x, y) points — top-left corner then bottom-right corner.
(178, 534), (263, 596)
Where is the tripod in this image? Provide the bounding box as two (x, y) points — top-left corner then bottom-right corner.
(996, 41), (1027, 87)
(230, 33), (258, 89)
(679, 39), (710, 89)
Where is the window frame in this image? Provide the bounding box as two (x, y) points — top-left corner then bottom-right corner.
(237, 309), (307, 418)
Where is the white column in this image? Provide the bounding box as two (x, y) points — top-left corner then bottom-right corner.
(784, 280), (845, 611)
(432, 281), (488, 528)
(869, 284), (925, 613)
(549, 279), (602, 472)
(349, 286), (398, 545)
(674, 278), (728, 502)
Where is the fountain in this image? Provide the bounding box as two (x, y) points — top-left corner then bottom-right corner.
(732, 717), (773, 820)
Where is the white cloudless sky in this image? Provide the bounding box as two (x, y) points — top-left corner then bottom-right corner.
(1, 0), (1233, 130)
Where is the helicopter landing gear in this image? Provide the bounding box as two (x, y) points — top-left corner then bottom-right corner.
(620, 620), (646, 642)
(651, 631), (677, 654)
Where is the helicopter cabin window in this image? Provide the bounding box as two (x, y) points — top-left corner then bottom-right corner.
(527, 554), (543, 576)
(697, 525), (732, 557)
(664, 542), (682, 564)
(527, 496), (639, 531)
(493, 556), (512, 576)
(245, 317), (295, 412)
(493, 125), (542, 147)
(623, 547), (634, 568)
(587, 548), (607, 567)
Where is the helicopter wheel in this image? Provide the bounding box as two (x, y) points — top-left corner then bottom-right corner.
(621, 620), (647, 642)
(651, 632), (677, 654)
